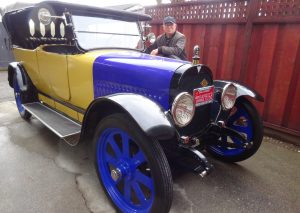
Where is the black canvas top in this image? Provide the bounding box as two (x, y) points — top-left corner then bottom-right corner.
(2, 1), (152, 49)
(4, 1), (152, 22)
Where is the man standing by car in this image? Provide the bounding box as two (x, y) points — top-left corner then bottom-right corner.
(145, 16), (187, 61)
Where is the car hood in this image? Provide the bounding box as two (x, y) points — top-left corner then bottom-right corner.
(92, 51), (190, 110)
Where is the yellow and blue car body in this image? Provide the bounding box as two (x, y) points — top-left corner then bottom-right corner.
(3, 1), (264, 213)
(13, 47), (192, 122)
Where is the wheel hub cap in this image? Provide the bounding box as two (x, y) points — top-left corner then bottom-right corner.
(234, 116), (248, 127)
(111, 168), (122, 181)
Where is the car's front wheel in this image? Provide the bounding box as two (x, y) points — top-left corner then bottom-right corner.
(206, 99), (263, 162)
(92, 113), (173, 213)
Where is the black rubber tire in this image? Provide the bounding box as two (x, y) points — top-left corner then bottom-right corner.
(13, 74), (32, 120)
(206, 99), (263, 162)
(91, 113), (173, 213)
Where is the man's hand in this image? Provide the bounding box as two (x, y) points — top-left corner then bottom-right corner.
(150, 49), (159, 56)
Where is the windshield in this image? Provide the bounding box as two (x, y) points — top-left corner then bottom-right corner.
(72, 15), (143, 50)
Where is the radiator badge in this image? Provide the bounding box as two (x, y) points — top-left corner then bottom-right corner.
(200, 79), (208, 87)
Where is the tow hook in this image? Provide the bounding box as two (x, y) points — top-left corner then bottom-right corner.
(179, 146), (214, 177)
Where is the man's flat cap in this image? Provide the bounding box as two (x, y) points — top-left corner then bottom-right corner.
(163, 16), (176, 24)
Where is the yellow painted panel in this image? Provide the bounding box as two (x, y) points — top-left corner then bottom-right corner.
(67, 49), (126, 110)
(16, 48), (128, 115)
(78, 113), (84, 123)
(54, 102), (79, 121)
(38, 93), (55, 108)
(67, 54), (94, 109)
(36, 48), (70, 100)
(13, 48), (40, 88)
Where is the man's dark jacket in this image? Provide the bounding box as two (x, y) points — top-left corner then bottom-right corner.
(145, 31), (187, 60)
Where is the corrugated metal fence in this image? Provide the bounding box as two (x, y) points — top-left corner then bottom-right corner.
(145, 0), (300, 137)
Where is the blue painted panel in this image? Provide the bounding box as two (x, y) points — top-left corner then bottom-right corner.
(93, 51), (190, 110)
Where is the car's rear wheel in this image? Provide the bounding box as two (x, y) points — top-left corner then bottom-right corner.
(92, 113), (173, 213)
(206, 99), (263, 162)
(13, 75), (32, 120)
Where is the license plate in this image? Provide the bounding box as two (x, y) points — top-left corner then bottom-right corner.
(193, 86), (214, 107)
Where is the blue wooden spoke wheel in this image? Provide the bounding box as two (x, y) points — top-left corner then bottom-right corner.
(207, 99), (263, 162)
(92, 113), (173, 213)
(13, 75), (31, 120)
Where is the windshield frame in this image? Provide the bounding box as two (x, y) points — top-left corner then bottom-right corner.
(72, 15), (145, 51)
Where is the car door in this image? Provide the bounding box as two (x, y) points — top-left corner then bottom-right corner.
(36, 48), (70, 101)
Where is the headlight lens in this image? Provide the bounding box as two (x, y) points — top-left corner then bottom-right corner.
(221, 83), (237, 110)
(171, 92), (195, 127)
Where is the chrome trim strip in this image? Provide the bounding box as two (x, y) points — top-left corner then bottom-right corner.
(38, 91), (86, 114)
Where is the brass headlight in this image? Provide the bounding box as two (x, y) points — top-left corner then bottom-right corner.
(171, 92), (195, 127)
(221, 83), (237, 110)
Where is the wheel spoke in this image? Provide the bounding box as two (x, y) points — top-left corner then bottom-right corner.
(108, 138), (122, 158)
(231, 120), (253, 142)
(220, 136), (232, 149)
(105, 152), (118, 167)
(229, 136), (243, 146)
(135, 170), (153, 190)
(232, 125), (249, 134)
(131, 150), (146, 168)
(124, 180), (131, 202)
(121, 132), (130, 158)
(132, 182), (147, 205)
(228, 109), (243, 123)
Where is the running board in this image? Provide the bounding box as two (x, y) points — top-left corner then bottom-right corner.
(23, 102), (81, 146)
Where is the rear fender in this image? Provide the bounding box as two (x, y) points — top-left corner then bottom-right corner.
(8, 62), (28, 91)
(80, 94), (176, 143)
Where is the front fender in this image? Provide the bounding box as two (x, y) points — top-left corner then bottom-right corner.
(8, 62), (28, 91)
(214, 80), (264, 102)
(81, 94), (176, 142)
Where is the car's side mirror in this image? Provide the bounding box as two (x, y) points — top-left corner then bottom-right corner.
(147, 32), (156, 45)
(142, 23), (155, 44)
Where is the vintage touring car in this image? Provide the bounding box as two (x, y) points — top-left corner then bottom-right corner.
(3, 1), (264, 212)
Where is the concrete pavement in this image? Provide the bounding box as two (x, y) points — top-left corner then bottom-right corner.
(0, 71), (299, 213)
(0, 71), (14, 103)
